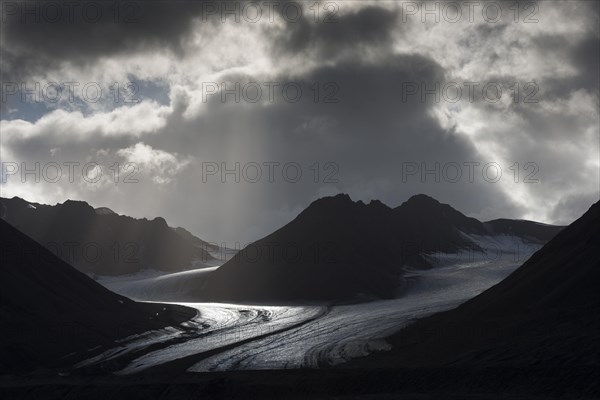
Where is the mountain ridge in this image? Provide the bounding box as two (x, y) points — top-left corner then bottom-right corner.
(0, 196), (216, 275)
(199, 193), (563, 302)
(347, 199), (600, 369)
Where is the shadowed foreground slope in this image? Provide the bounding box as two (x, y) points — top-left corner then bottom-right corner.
(349, 200), (600, 371)
(0, 219), (195, 374)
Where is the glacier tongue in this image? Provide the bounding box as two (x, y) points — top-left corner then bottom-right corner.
(79, 232), (540, 373)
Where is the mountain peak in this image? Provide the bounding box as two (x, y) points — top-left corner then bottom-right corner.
(151, 216), (169, 227)
(404, 194), (441, 206)
(325, 193), (353, 202)
(95, 207), (116, 215)
(395, 194), (446, 214)
(303, 194), (396, 217)
(366, 199), (391, 212)
(62, 199), (94, 210)
(396, 194), (458, 214)
(306, 193), (354, 208)
(59, 199), (96, 218)
(395, 194), (485, 234)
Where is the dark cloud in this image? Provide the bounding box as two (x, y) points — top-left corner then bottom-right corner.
(271, 5), (400, 59)
(529, 33), (600, 98)
(134, 53), (523, 241)
(1, 1), (598, 243)
(0, 0), (211, 81)
(549, 190), (600, 225)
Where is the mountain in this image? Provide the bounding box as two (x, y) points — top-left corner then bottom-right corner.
(94, 207), (116, 215)
(173, 226), (219, 253)
(483, 218), (561, 243)
(202, 194), (403, 301)
(199, 194), (563, 302)
(0, 197), (215, 275)
(0, 218), (195, 374)
(393, 194), (560, 252)
(350, 200), (600, 369)
(464, 201), (599, 314)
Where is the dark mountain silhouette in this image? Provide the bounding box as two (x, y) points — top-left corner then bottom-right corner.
(464, 202), (599, 314)
(173, 226), (219, 253)
(483, 218), (561, 243)
(395, 193), (484, 235)
(203, 194), (403, 301)
(94, 207), (116, 215)
(394, 194), (561, 247)
(0, 218), (195, 374)
(0, 196), (215, 275)
(350, 200), (600, 369)
(200, 194), (563, 302)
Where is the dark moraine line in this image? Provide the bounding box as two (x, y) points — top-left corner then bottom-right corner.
(138, 306), (331, 375)
(78, 306), (269, 374)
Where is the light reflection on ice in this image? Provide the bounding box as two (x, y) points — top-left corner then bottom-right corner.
(115, 303), (322, 374)
(78, 235), (542, 374)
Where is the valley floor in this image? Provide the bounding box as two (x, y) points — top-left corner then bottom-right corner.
(83, 245), (534, 375)
(5, 238), (596, 398)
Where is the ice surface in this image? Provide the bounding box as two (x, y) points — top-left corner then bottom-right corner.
(115, 303), (322, 374)
(98, 267), (218, 301)
(188, 253), (524, 371)
(79, 233), (537, 373)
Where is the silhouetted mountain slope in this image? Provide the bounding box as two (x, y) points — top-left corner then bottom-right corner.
(173, 227), (219, 253)
(350, 200), (600, 369)
(200, 194), (563, 302)
(461, 200), (600, 315)
(391, 194), (486, 257)
(94, 207), (116, 215)
(202, 194), (403, 301)
(0, 219), (195, 374)
(0, 197), (214, 275)
(483, 218), (563, 243)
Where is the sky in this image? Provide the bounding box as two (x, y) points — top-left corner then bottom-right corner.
(1, 0), (599, 244)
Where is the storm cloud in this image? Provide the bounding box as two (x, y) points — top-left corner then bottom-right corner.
(1, 0), (598, 243)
